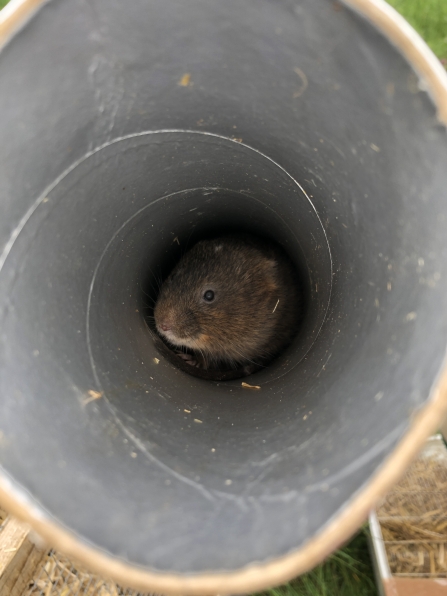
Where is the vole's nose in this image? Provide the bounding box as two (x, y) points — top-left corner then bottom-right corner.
(155, 307), (174, 333)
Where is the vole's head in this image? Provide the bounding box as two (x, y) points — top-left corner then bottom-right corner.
(154, 237), (280, 364)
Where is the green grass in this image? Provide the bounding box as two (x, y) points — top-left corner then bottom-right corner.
(0, 0), (9, 10)
(257, 529), (377, 596)
(387, 0), (447, 62)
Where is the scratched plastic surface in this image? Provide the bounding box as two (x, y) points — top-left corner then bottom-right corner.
(0, 0), (446, 576)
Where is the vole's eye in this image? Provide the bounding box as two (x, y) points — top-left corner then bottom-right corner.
(203, 290), (215, 302)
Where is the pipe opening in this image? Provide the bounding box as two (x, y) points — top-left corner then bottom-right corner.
(81, 132), (331, 393)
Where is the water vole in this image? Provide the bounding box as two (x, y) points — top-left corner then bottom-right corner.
(154, 235), (301, 372)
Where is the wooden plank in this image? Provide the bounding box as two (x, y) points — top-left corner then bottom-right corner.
(0, 517), (29, 573)
(9, 544), (47, 596)
(0, 516), (45, 595)
(388, 577), (447, 596)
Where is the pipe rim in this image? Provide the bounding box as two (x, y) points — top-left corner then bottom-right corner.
(0, 0), (446, 593)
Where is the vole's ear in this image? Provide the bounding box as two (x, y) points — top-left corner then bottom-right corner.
(194, 239), (220, 252)
(214, 244), (223, 253)
(265, 259), (279, 292)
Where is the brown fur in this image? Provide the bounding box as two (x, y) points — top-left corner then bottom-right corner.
(154, 235), (301, 369)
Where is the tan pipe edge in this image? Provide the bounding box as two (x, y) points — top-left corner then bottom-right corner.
(342, 0), (447, 126)
(0, 367), (446, 595)
(0, 0), (51, 47)
(1, 0), (447, 593)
